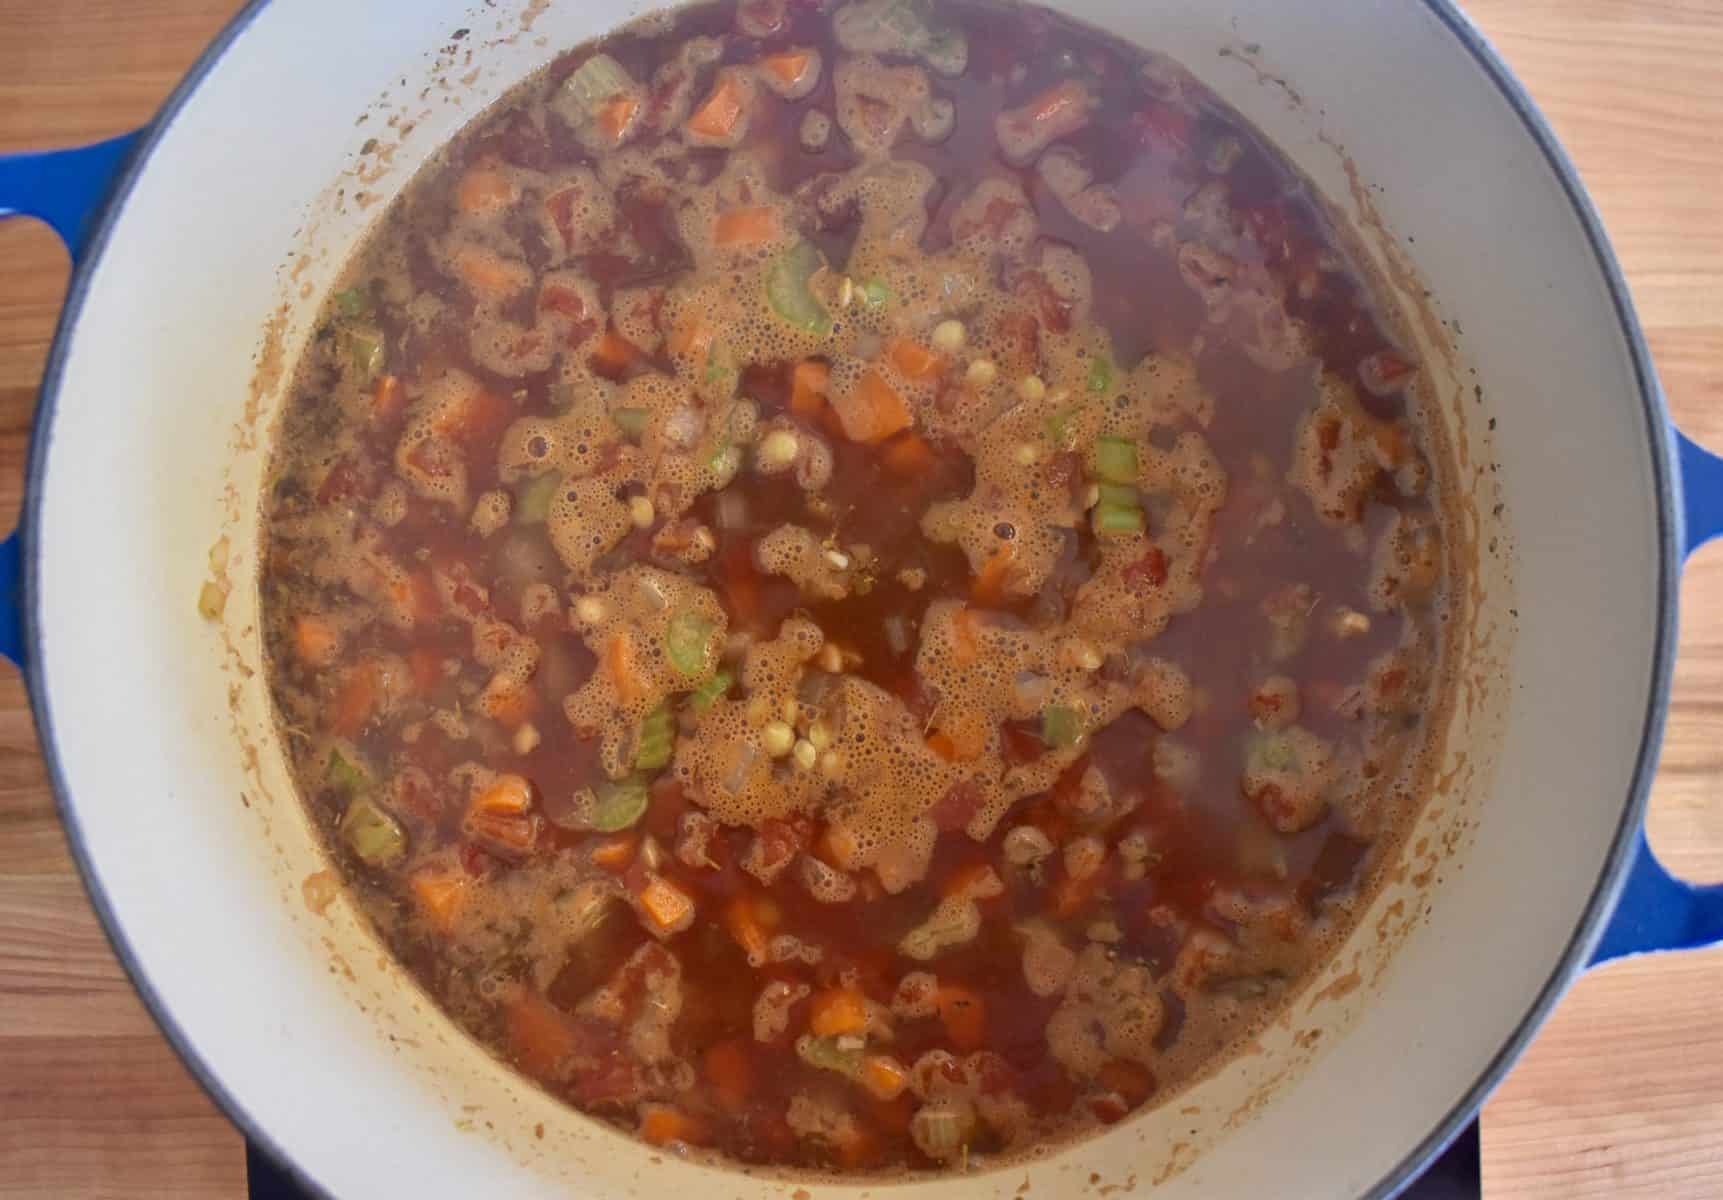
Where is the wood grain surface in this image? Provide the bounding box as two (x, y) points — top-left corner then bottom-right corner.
(0, 2), (1719, 1196)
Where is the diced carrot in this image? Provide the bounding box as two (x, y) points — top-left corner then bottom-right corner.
(687, 70), (749, 140)
(971, 544), (1018, 607)
(371, 373), (407, 426)
(595, 92), (641, 145)
(948, 719), (988, 763)
(814, 823), (855, 869)
(936, 984), (988, 1052)
(882, 432), (937, 477)
(760, 49), (816, 89)
(926, 731), (960, 762)
(859, 1054), (908, 1101)
(637, 874), (696, 935)
(640, 1103), (707, 1147)
(471, 774), (533, 817)
(591, 833), (639, 871)
(292, 614), (341, 668)
(703, 1038), (755, 1108)
(886, 337), (944, 382)
(839, 369), (913, 443)
(951, 606), (981, 667)
(942, 862), (997, 901)
(331, 662), (377, 736)
(714, 205), (779, 246)
(455, 166), (518, 216)
(432, 381), (510, 448)
(667, 311), (715, 361)
(452, 242), (532, 300)
(383, 569), (442, 628)
(808, 987), (871, 1038)
(605, 631), (644, 705)
(591, 330), (642, 380)
(1050, 865), (1105, 918)
(408, 646), (444, 694)
(480, 681), (538, 728)
(1096, 1058), (1156, 1106)
(410, 867), (472, 934)
(503, 987), (578, 1078)
(790, 359), (831, 418)
(723, 893), (776, 961)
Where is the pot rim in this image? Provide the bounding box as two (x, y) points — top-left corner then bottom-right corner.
(22, 3), (1680, 1197)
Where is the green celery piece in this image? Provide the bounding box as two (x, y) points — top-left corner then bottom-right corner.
(634, 704), (674, 771)
(1093, 504), (1146, 536)
(327, 748), (369, 793)
(1095, 482), (1138, 509)
(611, 407), (651, 439)
(340, 324), (385, 381)
(333, 286), (371, 318)
(1041, 704), (1084, 749)
(1093, 436), (1138, 485)
(766, 241), (834, 335)
(688, 670), (734, 713)
(796, 1034), (864, 1077)
(665, 609), (716, 677)
(514, 471), (564, 525)
(590, 777), (649, 833)
(340, 796), (406, 867)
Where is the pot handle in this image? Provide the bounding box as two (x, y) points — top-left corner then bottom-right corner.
(1592, 429), (1723, 964)
(0, 131), (143, 668)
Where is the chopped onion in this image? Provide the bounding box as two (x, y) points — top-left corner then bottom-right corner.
(665, 405), (703, 449)
(910, 1103), (975, 1160)
(720, 744), (759, 795)
(1011, 671), (1052, 710)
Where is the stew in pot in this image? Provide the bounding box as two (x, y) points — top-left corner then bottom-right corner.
(259, 0), (1458, 1174)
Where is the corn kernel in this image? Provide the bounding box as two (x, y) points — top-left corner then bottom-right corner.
(758, 429), (800, 468)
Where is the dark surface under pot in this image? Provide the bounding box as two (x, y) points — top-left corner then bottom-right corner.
(245, 1123), (1484, 1198)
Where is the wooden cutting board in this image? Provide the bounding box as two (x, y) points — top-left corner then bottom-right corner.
(1, 2), (1719, 1196)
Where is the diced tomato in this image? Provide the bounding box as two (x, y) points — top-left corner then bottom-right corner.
(1123, 545), (1169, 590)
(540, 280), (589, 321)
(1000, 720), (1046, 765)
(930, 782), (984, 832)
(317, 458), (367, 506)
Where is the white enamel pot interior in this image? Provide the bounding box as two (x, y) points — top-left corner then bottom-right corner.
(20, 0), (1686, 1197)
